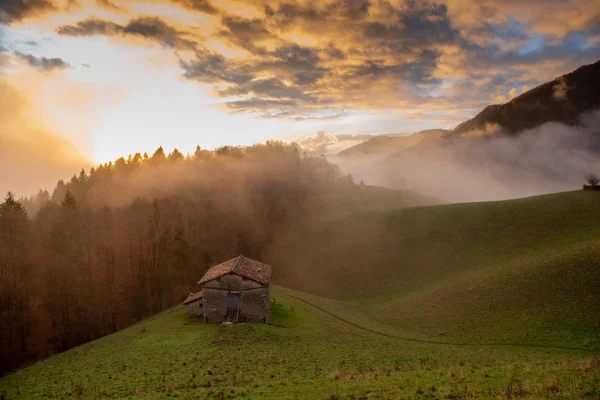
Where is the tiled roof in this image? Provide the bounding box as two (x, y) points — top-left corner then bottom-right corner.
(198, 255), (273, 285)
(183, 291), (203, 305)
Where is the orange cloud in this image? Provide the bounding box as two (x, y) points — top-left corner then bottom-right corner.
(3, 0), (600, 122)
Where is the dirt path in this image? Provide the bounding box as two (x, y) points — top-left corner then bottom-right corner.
(287, 294), (600, 354)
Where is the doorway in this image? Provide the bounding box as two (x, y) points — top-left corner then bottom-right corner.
(227, 292), (241, 309)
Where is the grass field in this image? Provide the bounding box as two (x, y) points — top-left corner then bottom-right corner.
(1, 286), (599, 399)
(1, 190), (600, 399)
(268, 190), (600, 349)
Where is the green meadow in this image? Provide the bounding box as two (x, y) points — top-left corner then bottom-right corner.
(2, 190), (600, 399)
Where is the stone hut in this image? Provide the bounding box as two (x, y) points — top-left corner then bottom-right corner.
(199, 255), (272, 323)
(183, 291), (203, 317)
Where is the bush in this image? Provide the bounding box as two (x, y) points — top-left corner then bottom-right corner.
(586, 174), (599, 187)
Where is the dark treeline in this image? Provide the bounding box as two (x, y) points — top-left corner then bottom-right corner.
(0, 141), (351, 374)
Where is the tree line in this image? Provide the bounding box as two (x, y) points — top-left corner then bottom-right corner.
(0, 141), (351, 374)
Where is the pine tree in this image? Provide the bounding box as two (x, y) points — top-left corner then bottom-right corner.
(0, 192), (30, 353)
(169, 148), (184, 162)
(152, 147), (166, 161)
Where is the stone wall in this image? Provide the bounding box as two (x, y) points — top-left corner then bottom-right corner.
(203, 274), (262, 291)
(202, 273), (270, 323)
(186, 300), (203, 317)
(202, 287), (228, 323)
(241, 287), (270, 323)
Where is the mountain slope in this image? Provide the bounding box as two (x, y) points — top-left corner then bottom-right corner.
(336, 129), (450, 158)
(454, 59), (600, 134)
(336, 60), (600, 161)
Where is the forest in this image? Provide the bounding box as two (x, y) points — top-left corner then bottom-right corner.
(0, 141), (350, 374)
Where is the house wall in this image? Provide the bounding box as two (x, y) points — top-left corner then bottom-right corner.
(202, 273), (270, 323)
(241, 287), (270, 323)
(186, 300), (203, 317)
(203, 274), (263, 290)
(202, 287), (228, 323)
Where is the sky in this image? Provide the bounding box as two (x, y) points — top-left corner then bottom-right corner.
(1, 0), (600, 190)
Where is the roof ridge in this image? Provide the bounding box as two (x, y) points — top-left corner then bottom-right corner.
(230, 255), (243, 274)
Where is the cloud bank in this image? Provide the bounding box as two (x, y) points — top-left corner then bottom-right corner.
(3, 0), (599, 122)
(334, 111), (600, 202)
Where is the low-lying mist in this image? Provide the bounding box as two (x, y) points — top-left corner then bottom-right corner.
(332, 110), (600, 203)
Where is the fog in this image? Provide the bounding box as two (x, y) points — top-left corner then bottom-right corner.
(332, 110), (600, 203)
(0, 81), (90, 198)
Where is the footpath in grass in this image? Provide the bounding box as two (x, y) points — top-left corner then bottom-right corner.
(1, 287), (599, 399)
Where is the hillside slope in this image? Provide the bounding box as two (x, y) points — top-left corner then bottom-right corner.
(1, 286), (598, 399)
(2, 191), (600, 398)
(268, 190), (600, 347)
(453, 59), (600, 134)
(336, 129), (450, 158)
(336, 60), (600, 161)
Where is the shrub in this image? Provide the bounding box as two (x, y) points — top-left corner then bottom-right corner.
(586, 173), (600, 186)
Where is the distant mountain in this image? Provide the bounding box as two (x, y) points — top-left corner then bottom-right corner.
(336, 129), (450, 157)
(454, 59), (600, 135)
(338, 60), (600, 159)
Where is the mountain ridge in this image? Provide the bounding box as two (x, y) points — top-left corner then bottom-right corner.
(453, 59), (600, 135)
(337, 59), (600, 158)
(336, 129), (450, 158)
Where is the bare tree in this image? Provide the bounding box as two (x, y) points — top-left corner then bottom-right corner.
(587, 173), (600, 187)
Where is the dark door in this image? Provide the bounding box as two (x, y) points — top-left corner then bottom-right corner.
(227, 292), (241, 309)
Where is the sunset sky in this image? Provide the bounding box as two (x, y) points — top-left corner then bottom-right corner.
(1, 0), (600, 193)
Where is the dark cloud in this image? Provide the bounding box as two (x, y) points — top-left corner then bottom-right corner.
(225, 98), (298, 117)
(57, 16), (197, 50)
(0, 0), (55, 24)
(32, 0), (600, 119)
(169, 0), (217, 15)
(219, 16), (275, 54)
(218, 78), (315, 102)
(15, 51), (70, 71)
(362, 3), (456, 51)
(57, 18), (121, 36)
(179, 1), (462, 115)
(181, 50), (252, 84)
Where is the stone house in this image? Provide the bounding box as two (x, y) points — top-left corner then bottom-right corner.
(198, 255), (272, 323)
(183, 291), (203, 317)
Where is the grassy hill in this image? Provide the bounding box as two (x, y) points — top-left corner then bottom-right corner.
(326, 183), (442, 210)
(267, 190), (600, 348)
(1, 286), (598, 399)
(1, 190), (600, 399)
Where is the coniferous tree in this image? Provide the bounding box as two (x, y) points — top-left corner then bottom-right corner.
(0, 141), (348, 373)
(169, 149), (184, 162)
(150, 147), (166, 166)
(0, 192), (30, 356)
